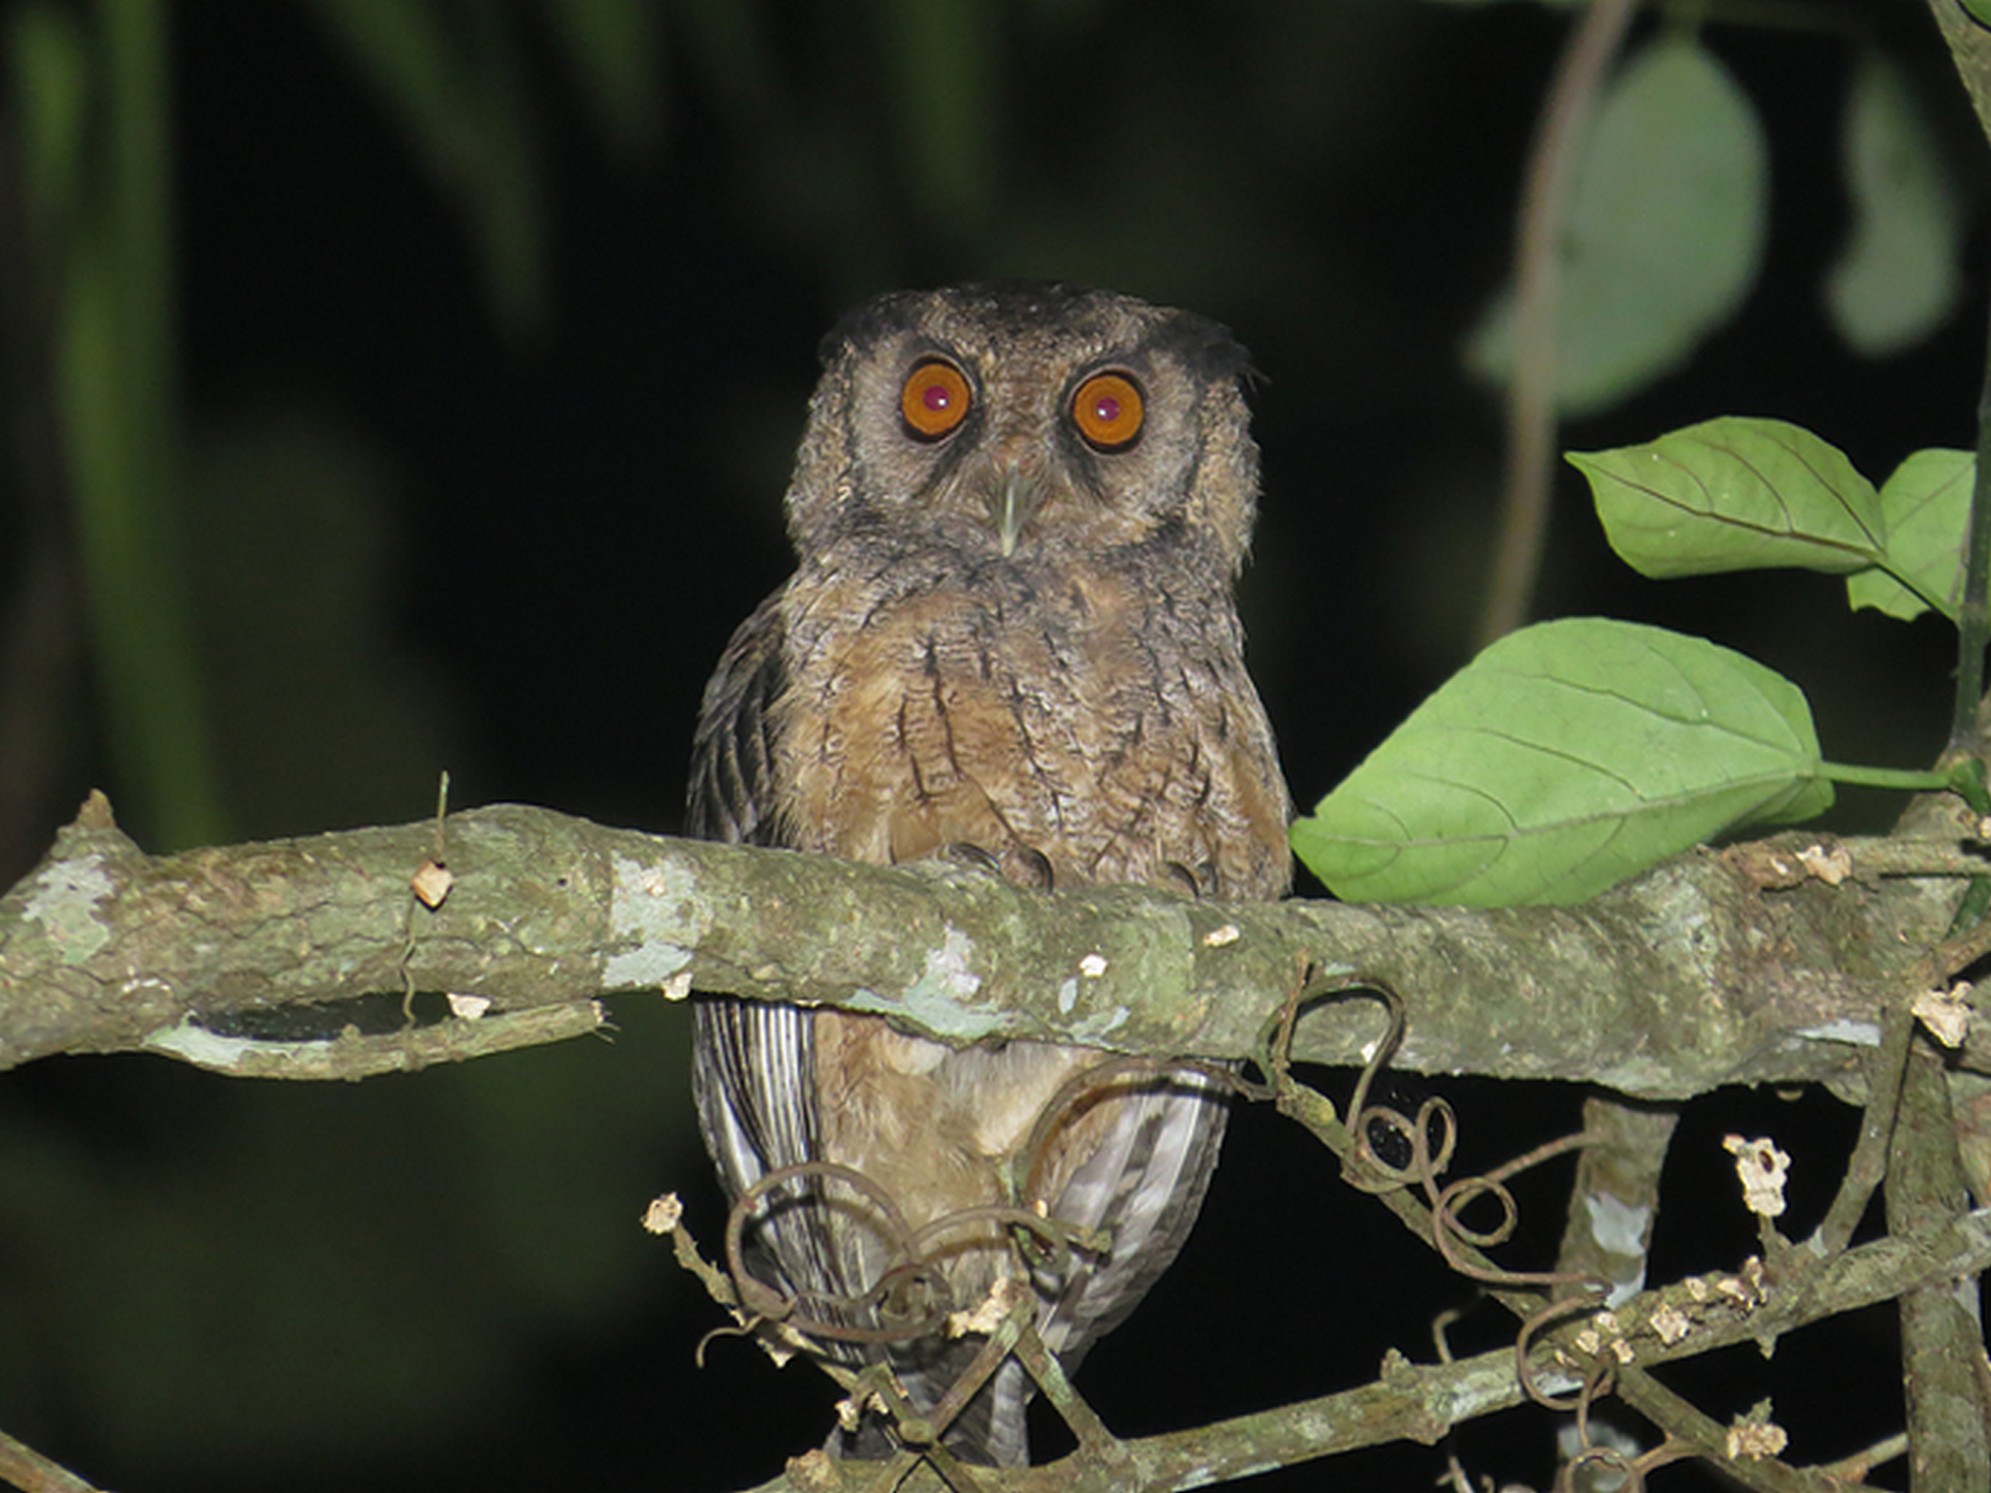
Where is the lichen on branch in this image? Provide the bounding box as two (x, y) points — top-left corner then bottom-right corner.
(0, 792), (1975, 1097)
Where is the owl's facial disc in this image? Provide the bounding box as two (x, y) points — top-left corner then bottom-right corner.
(839, 317), (1212, 559)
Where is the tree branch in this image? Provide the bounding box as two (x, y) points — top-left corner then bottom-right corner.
(709, 1203), (1991, 1492)
(1928, 0), (1991, 152)
(1889, 1043), (1991, 1490)
(0, 794), (1984, 1099)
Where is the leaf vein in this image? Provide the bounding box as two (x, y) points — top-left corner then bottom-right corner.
(1477, 667), (1800, 755)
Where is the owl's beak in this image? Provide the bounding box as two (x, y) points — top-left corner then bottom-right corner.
(992, 466), (1045, 558)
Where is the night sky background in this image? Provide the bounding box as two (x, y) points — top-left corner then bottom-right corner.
(2, 2), (1985, 1489)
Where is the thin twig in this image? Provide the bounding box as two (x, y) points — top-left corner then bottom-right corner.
(1008, 1320), (1136, 1476)
(1808, 996), (1916, 1257)
(135, 999), (607, 1078)
(1609, 1374), (1819, 1493)
(1813, 1430), (1908, 1482)
(1724, 832), (1991, 887)
(0, 1429), (107, 1493)
(1477, 0), (1641, 645)
(1949, 291), (1991, 752)
(1886, 1045), (1991, 1487)
(1553, 1096), (1677, 1304)
(723, 1208), (1991, 1493)
(1273, 1014), (1945, 1492)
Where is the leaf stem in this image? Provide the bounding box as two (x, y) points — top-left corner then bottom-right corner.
(1814, 762), (1955, 793)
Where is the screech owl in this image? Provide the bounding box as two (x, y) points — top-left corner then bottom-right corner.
(688, 282), (1290, 1466)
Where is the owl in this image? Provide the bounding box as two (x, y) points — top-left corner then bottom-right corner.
(688, 282), (1290, 1465)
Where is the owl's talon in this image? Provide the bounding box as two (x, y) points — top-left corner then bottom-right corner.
(940, 842), (1004, 876)
(1165, 860), (1219, 899)
(934, 842), (1058, 892)
(1013, 846), (1055, 891)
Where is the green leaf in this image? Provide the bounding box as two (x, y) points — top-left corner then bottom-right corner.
(1846, 448), (1975, 622)
(9, 1), (92, 239)
(1465, 34), (1768, 415)
(1827, 54), (1965, 356)
(1570, 416), (1885, 578)
(1290, 618), (1832, 907)
(51, 0), (228, 849)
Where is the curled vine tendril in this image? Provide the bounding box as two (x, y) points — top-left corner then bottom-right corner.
(720, 1052), (1230, 1353)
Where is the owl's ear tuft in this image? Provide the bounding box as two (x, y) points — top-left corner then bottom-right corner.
(1150, 311), (1252, 390)
(818, 290), (922, 368)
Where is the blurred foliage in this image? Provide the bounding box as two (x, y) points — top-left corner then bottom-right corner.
(0, 1), (1985, 1490)
(1468, 30), (1770, 414)
(1828, 50), (1967, 355)
(1466, 24), (1971, 412)
(11, 0), (223, 851)
(299, 0), (668, 333)
(0, 1001), (695, 1476)
(184, 405), (459, 835)
(7, 1), (1980, 857)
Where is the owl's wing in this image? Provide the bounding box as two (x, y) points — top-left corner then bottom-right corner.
(1034, 1070), (1230, 1364)
(686, 592), (786, 849)
(686, 594), (856, 1330)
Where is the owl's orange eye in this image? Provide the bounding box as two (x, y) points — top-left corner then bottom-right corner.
(900, 359), (972, 440)
(1071, 372), (1144, 451)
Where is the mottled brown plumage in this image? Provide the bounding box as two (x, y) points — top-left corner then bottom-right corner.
(688, 283), (1290, 1465)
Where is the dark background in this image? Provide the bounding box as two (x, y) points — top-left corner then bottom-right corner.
(1, 2), (1982, 1488)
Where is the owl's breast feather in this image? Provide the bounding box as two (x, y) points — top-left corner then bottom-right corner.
(771, 555), (1287, 898)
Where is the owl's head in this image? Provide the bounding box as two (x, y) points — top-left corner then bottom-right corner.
(786, 283), (1261, 575)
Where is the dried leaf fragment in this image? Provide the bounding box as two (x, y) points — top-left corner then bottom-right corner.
(1726, 1403), (1788, 1461)
(833, 1388), (889, 1434)
(1650, 1302), (1692, 1345)
(410, 858), (454, 908)
(948, 1276), (1028, 1338)
(1723, 1135), (1792, 1218)
(1793, 841), (1852, 885)
(788, 1448), (840, 1491)
(1726, 842), (1802, 889)
(1912, 982), (1973, 1049)
(642, 1192), (684, 1235)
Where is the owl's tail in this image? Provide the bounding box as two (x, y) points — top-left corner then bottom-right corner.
(934, 1355), (1031, 1467)
(840, 1343), (1033, 1467)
